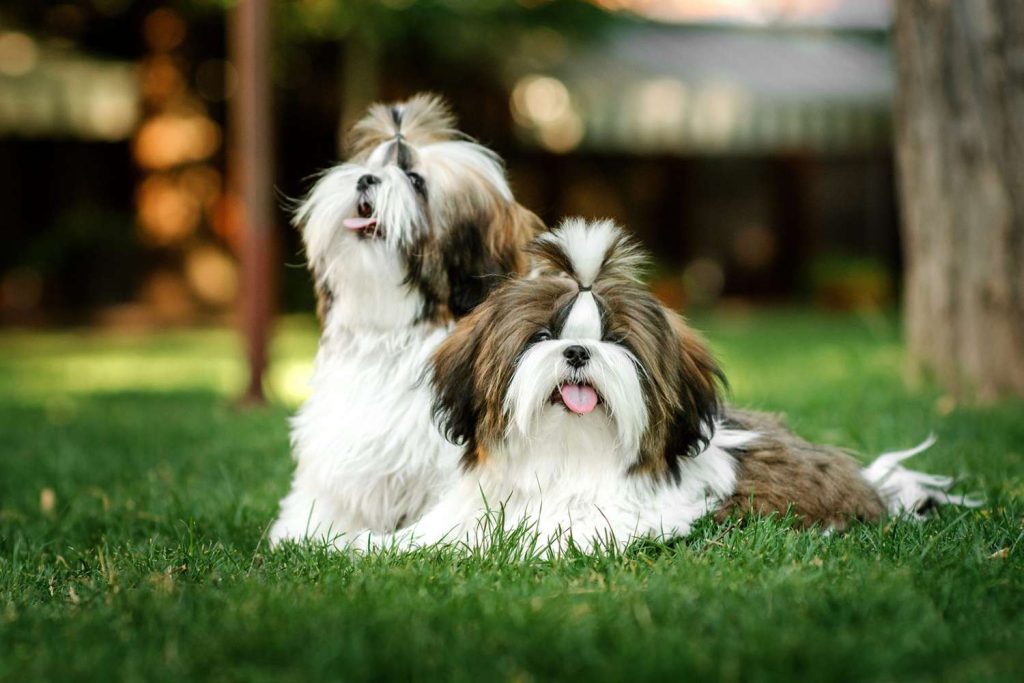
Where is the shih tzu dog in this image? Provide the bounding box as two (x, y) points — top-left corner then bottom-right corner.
(353, 219), (977, 554)
(269, 94), (543, 545)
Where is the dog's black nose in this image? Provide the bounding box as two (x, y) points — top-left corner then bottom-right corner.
(563, 345), (590, 368)
(356, 174), (379, 193)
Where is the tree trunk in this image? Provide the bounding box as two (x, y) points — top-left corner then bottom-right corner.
(894, 0), (1024, 400)
(231, 0), (275, 405)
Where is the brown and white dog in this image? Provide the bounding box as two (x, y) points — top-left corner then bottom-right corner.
(270, 94), (542, 545)
(347, 219), (978, 554)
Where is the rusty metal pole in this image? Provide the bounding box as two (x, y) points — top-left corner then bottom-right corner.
(231, 0), (274, 405)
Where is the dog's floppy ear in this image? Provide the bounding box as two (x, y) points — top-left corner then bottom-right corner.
(443, 202), (544, 319)
(663, 311), (725, 468)
(431, 305), (489, 457)
(489, 201), (544, 274)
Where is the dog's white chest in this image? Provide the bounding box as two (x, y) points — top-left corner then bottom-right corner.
(273, 326), (460, 540)
(300, 333), (438, 450)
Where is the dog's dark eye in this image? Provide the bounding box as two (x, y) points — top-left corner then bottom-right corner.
(406, 171), (426, 195)
(529, 329), (552, 345)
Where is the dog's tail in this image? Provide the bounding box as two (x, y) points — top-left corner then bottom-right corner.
(527, 218), (647, 289)
(861, 435), (983, 518)
(349, 93), (462, 158)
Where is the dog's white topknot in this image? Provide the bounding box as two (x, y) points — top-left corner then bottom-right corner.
(531, 218), (646, 287)
(349, 93), (462, 159)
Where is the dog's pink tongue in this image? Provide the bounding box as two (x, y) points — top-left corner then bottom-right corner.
(343, 217), (377, 230)
(559, 383), (598, 415)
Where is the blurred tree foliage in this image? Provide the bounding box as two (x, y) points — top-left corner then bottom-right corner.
(2, 1), (616, 61)
(186, 0), (616, 56)
(255, 0), (620, 121)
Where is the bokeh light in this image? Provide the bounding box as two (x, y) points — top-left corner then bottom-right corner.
(0, 32), (39, 77)
(683, 257), (726, 307)
(511, 75), (585, 153)
(133, 114), (221, 170)
(140, 56), (187, 103)
(143, 8), (187, 53)
(136, 175), (202, 244)
(1, 267), (44, 312)
(184, 244), (238, 307)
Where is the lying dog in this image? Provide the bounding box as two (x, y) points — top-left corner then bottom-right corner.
(347, 218), (978, 554)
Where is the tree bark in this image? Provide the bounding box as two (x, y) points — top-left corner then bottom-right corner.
(895, 0), (1024, 399)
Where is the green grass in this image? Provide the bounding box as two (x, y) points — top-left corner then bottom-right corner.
(1, 311), (1022, 682)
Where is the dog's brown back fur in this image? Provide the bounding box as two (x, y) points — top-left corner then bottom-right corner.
(716, 408), (886, 530)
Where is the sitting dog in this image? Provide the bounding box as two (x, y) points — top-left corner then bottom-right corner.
(270, 94), (543, 545)
(352, 218), (978, 554)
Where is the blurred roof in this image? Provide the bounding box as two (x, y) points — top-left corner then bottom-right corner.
(510, 23), (893, 155)
(571, 26), (891, 100)
(595, 0), (891, 30)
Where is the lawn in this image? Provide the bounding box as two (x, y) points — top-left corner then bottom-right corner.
(1, 311), (1022, 682)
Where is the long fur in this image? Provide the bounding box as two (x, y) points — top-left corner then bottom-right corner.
(270, 94), (542, 545)
(345, 219), (979, 556)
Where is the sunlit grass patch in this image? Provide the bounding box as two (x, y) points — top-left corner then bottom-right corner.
(0, 315), (318, 406)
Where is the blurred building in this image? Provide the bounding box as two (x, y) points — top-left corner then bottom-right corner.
(503, 1), (897, 308)
(0, 0), (898, 325)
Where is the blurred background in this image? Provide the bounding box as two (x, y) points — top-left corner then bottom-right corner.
(3, 0), (1020, 404)
(0, 0), (897, 327)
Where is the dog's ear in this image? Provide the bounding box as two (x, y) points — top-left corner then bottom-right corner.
(663, 312), (725, 469)
(431, 306), (488, 456)
(442, 202), (544, 319)
(488, 201), (544, 274)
